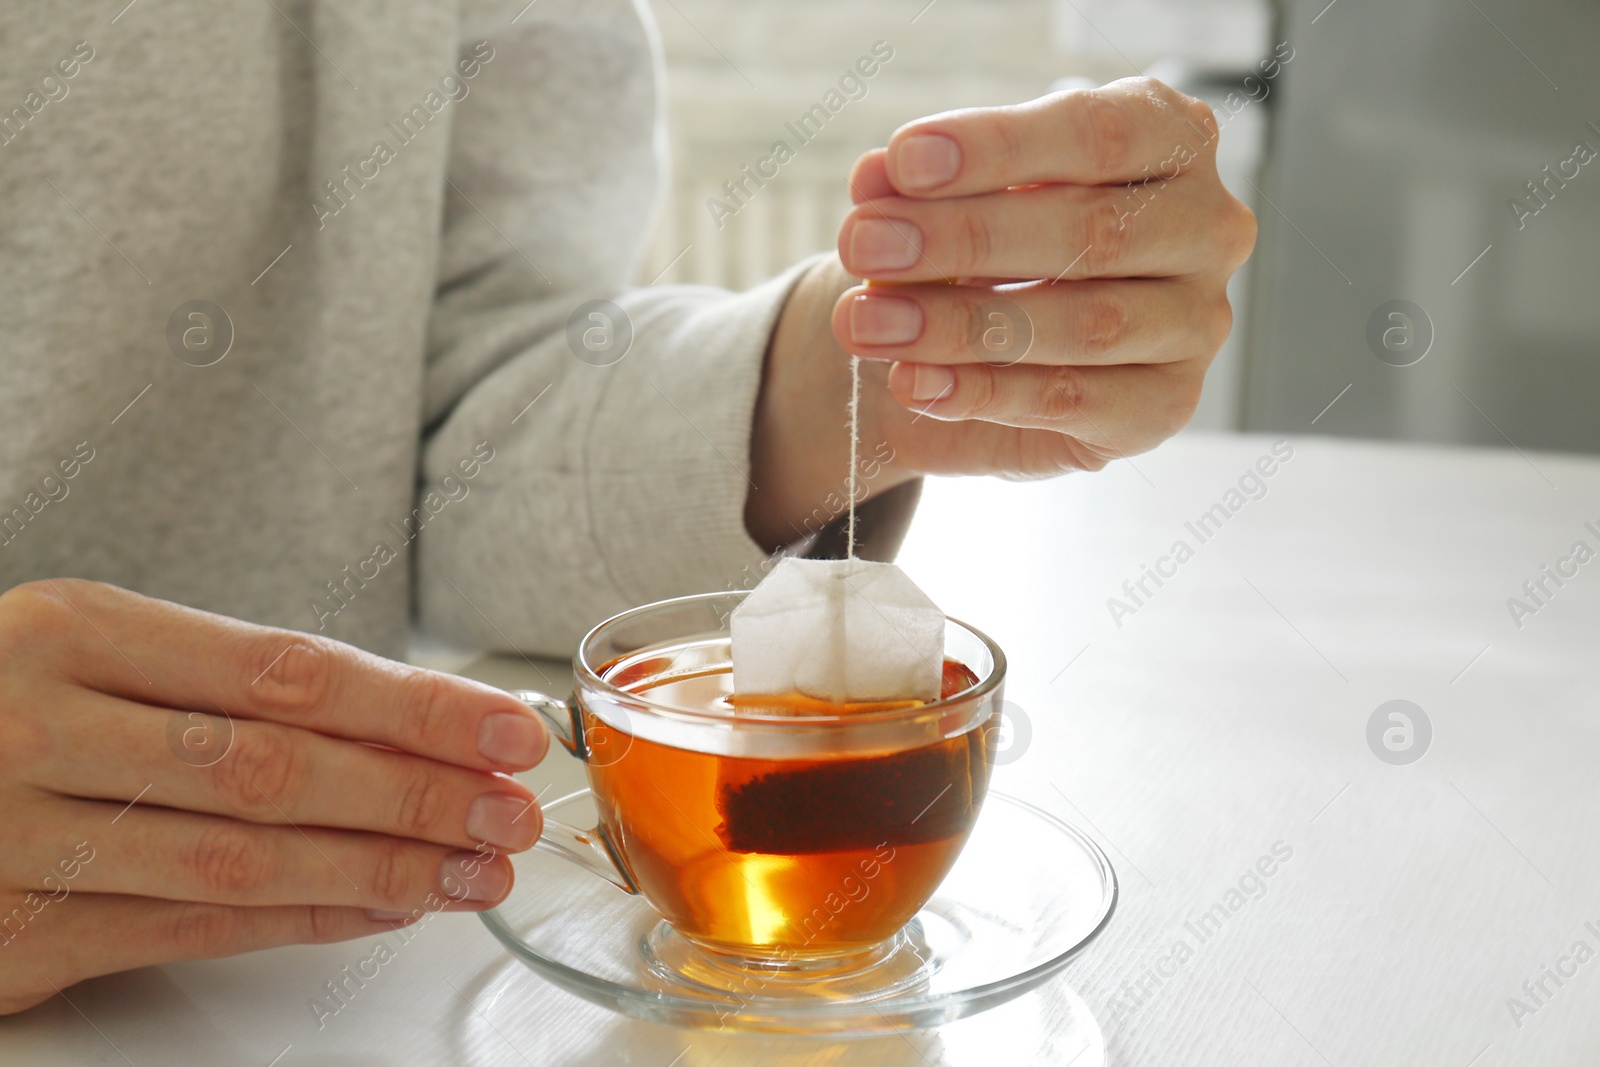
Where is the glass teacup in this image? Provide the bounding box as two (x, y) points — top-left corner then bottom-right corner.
(515, 590), (1006, 979)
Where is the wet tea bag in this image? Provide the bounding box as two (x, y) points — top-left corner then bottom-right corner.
(731, 351), (946, 706)
(731, 556), (944, 704)
(717, 356), (962, 855)
(722, 557), (973, 856)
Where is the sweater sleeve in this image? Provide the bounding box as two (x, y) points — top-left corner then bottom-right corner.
(413, 0), (916, 655)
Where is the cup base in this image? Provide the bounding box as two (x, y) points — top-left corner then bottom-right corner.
(640, 922), (937, 1005)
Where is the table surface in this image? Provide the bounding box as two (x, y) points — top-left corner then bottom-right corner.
(5, 431), (1599, 1066)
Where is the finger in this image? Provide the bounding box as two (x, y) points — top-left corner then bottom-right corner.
(848, 148), (895, 203)
(17, 580), (549, 773)
(884, 359), (1204, 449)
(838, 180), (1224, 283)
(883, 77), (1218, 197)
(834, 278), (1226, 367)
(22, 798), (515, 911)
(33, 690), (543, 853)
(4, 892), (415, 1009)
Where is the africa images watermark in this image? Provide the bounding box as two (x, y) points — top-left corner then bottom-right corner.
(0, 40), (95, 149)
(0, 442), (96, 550)
(721, 439), (897, 603)
(705, 40), (896, 230)
(310, 42), (496, 230)
(1506, 918), (1600, 1030)
(0, 841), (96, 948)
(1367, 699), (1431, 766)
(713, 841), (899, 1029)
(1504, 520), (1599, 630)
(984, 700), (1032, 767)
(1115, 40), (1295, 230)
(309, 441), (496, 631)
(1507, 119), (1599, 232)
(1106, 441), (1295, 628)
(1366, 300), (1433, 367)
(307, 840), (500, 1029)
(1107, 840), (1295, 1022)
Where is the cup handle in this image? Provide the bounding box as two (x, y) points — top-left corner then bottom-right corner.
(516, 688), (585, 757)
(513, 690), (638, 894)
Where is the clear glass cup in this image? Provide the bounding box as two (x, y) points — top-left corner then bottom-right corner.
(514, 589), (1007, 982)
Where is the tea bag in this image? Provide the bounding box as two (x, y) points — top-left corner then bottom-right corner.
(717, 359), (959, 856)
(722, 557), (958, 854)
(730, 556), (944, 704)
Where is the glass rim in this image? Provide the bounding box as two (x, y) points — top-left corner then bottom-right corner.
(574, 589), (1007, 727)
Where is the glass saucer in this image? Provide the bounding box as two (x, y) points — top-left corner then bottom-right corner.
(479, 789), (1117, 1036)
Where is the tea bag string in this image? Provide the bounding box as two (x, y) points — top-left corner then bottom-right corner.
(846, 353), (860, 561)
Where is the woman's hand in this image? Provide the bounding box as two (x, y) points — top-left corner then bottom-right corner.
(0, 579), (549, 1014)
(747, 77), (1256, 549)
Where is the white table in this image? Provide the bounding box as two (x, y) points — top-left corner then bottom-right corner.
(6, 432), (1599, 1065)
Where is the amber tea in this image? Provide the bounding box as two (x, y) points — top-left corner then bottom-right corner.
(582, 657), (993, 960)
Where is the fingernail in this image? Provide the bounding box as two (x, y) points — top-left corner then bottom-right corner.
(441, 851), (511, 902)
(895, 134), (961, 190)
(478, 712), (547, 767)
(466, 792), (541, 851)
(850, 294), (923, 346)
(911, 364), (956, 402)
(849, 218), (923, 272)
(366, 908), (418, 923)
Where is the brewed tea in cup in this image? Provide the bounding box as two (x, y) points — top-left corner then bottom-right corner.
(517, 591), (1005, 971)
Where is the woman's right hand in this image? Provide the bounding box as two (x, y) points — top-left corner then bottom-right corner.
(0, 578), (551, 1014)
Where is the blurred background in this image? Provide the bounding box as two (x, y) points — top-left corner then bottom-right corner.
(641, 0), (1600, 452)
